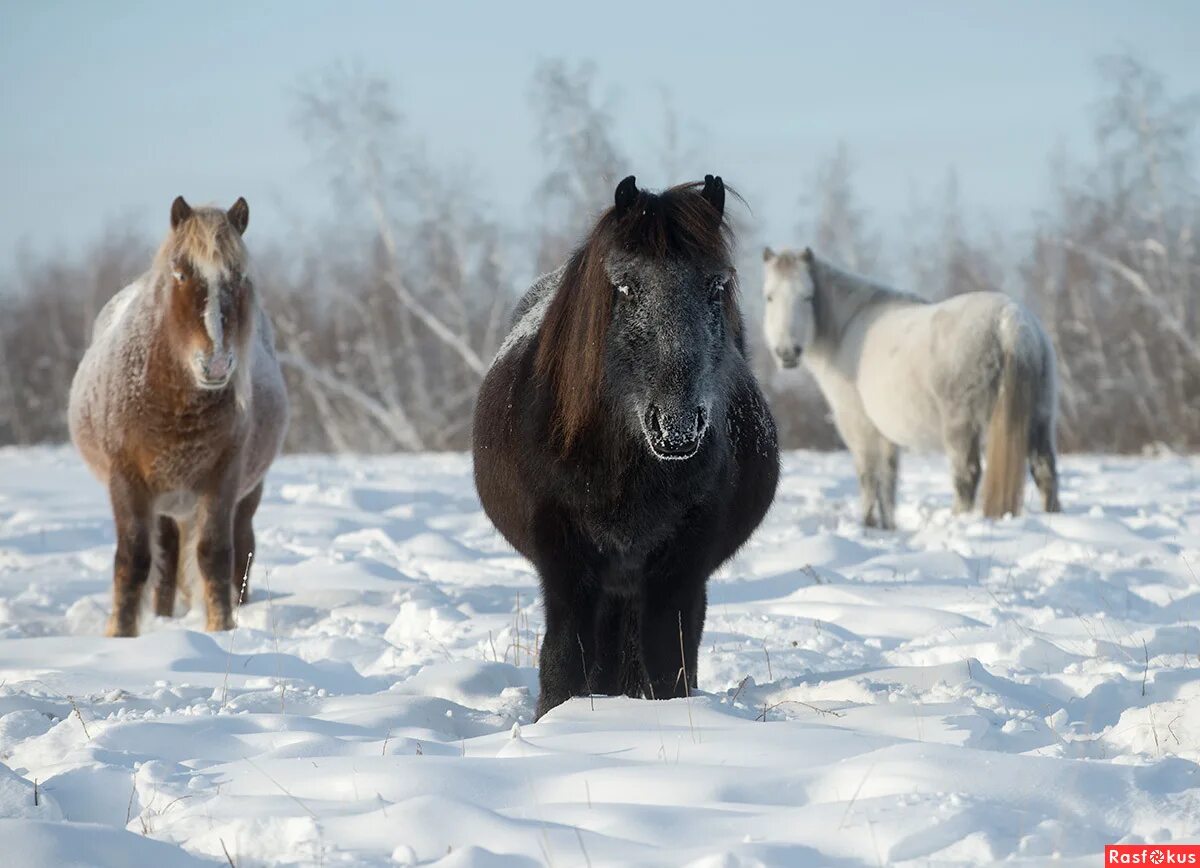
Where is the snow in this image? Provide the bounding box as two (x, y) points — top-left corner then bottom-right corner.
(0, 446), (1198, 866)
(490, 265), (562, 368)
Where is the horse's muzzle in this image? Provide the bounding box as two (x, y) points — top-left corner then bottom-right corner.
(196, 352), (236, 389)
(642, 404), (709, 460)
(775, 344), (802, 369)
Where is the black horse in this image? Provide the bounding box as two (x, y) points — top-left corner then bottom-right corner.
(473, 175), (779, 719)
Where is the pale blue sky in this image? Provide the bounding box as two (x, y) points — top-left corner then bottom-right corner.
(2, 1), (1197, 278)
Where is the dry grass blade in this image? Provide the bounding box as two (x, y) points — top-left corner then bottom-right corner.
(1142, 639), (1149, 697)
(67, 695), (91, 740)
(677, 611), (697, 743)
(730, 675), (751, 706)
(577, 634), (595, 711)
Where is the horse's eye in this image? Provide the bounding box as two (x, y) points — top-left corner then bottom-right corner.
(710, 277), (728, 300)
(171, 270), (184, 284)
(767, 293), (775, 303)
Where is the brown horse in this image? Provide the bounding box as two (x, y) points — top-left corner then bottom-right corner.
(69, 196), (288, 637)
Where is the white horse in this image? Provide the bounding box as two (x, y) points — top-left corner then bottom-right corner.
(761, 247), (1060, 528)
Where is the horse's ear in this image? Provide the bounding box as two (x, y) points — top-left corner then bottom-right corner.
(614, 175), (638, 215)
(801, 246), (814, 264)
(763, 246), (775, 262)
(227, 197), (249, 236)
(701, 174), (725, 218)
(170, 196), (193, 229)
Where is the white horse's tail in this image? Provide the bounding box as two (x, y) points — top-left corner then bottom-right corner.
(981, 318), (1035, 518)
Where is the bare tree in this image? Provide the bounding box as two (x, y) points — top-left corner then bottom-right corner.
(0, 231), (150, 445)
(269, 67), (519, 452)
(799, 142), (882, 277)
(903, 169), (1008, 301)
(529, 60), (627, 272)
(1022, 54), (1200, 451)
(1, 55), (1195, 454)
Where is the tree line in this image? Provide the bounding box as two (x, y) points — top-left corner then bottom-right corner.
(1, 55), (1196, 454)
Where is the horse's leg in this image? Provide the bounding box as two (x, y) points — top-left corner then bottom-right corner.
(944, 420), (982, 514)
(592, 592), (644, 698)
(196, 480), (238, 632)
(830, 395), (892, 529)
(850, 439), (899, 529)
(152, 516), (180, 618)
(107, 473), (152, 637)
(233, 483), (263, 605)
(850, 447), (881, 528)
(875, 441), (900, 530)
(1029, 416), (1061, 512)
(590, 593), (622, 696)
(535, 572), (598, 720)
(640, 573), (705, 700)
(854, 465), (883, 525)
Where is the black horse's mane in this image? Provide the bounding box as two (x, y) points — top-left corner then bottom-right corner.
(534, 179), (740, 451)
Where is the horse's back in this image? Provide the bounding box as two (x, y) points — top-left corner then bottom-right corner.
(69, 278), (152, 480)
(490, 266), (563, 369)
(850, 291), (1051, 449)
(92, 279), (143, 341)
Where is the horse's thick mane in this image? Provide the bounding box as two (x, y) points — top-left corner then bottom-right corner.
(805, 252), (924, 347)
(534, 181), (738, 452)
(154, 207), (247, 279)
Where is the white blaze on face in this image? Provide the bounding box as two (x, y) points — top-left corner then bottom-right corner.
(199, 262), (225, 353)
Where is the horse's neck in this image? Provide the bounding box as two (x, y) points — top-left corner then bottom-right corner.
(812, 265), (907, 356)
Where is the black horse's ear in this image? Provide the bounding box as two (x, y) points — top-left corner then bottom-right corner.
(801, 246), (814, 264)
(763, 246), (775, 262)
(701, 174), (725, 218)
(614, 175), (638, 214)
(170, 196), (193, 229)
(227, 197), (249, 235)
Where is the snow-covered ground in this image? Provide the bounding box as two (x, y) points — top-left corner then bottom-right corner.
(0, 447), (1197, 866)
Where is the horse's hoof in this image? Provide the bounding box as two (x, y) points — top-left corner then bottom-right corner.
(105, 617), (137, 638)
(206, 614), (235, 632)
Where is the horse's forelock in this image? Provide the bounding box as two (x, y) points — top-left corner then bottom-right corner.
(606, 181), (734, 263)
(535, 181), (738, 452)
(767, 250), (807, 276)
(156, 207), (247, 281)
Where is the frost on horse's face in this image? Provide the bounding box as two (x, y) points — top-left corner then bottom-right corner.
(162, 197), (254, 392)
(761, 247), (815, 369)
(165, 257), (253, 391)
(603, 251), (735, 460)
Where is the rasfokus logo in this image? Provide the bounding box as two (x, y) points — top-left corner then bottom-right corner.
(1106, 845), (1200, 864)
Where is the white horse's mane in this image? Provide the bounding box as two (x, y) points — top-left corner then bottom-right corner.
(805, 253), (925, 348)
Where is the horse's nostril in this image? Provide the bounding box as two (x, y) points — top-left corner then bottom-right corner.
(793, 344), (803, 356)
(202, 353), (233, 382)
(645, 406), (664, 438)
(642, 403), (707, 458)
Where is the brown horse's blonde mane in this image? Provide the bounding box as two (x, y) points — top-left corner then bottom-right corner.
(154, 207), (247, 278)
(534, 180), (739, 452)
